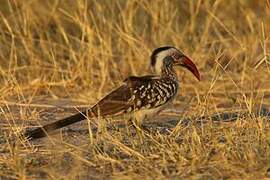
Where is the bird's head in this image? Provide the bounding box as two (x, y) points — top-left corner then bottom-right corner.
(150, 46), (201, 81)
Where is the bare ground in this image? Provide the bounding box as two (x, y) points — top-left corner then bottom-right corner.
(1, 98), (270, 179)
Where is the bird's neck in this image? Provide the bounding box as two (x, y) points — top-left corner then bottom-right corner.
(161, 65), (178, 81)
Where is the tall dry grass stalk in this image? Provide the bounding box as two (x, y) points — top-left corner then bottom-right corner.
(0, 0), (269, 179)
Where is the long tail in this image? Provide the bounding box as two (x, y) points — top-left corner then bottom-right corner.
(24, 110), (88, 140)
(24, 85), (132, 140)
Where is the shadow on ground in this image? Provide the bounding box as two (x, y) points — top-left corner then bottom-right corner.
(1, 98), (270, 142)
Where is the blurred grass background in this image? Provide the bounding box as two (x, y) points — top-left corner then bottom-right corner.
(0, 0), (270, 179)
(0, 0), (268, 101)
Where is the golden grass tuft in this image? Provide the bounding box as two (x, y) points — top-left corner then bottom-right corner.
(0, 0), (270, 179)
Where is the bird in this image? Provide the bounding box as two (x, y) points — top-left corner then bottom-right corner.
(24, 46), (200, 140)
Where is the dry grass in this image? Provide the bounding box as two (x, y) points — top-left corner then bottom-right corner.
(0, 0), (270, 179)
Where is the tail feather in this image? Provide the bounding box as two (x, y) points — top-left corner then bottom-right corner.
(24, 84), (133, 140)
(24, 111), (88, 140)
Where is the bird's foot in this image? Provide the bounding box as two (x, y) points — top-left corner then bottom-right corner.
(127, 119), (152, 140)
(140, 124), (152, 134)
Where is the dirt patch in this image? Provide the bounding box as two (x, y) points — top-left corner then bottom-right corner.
(1, 98), (270, 179)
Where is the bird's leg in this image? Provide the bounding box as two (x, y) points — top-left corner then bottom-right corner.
(127, 115), (151, 139)
(125, 118), (137, 135)
(130, 118), (142, 131)
(128, 118), (151, 133)
(97, 116), (108, 135)
(140, 123), (152, 133)
(104, 117), (120, 132)
(134, 112), (152, 133)
(129, 117), (146, 142)
(107, 123), (121, 132)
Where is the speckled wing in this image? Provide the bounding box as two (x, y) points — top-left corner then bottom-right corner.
(89, 75), (158, 117)
(124, 75), (178, 112)
(89, 84), (133, 117)
(107, 75), (178, 114)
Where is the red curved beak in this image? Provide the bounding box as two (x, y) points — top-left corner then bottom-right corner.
(181, 56), (201, 81)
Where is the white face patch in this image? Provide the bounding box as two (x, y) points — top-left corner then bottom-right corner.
(154, 48), (178, 75)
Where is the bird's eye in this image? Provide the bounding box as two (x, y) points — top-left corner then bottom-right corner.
(172, 53), (180, 59)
